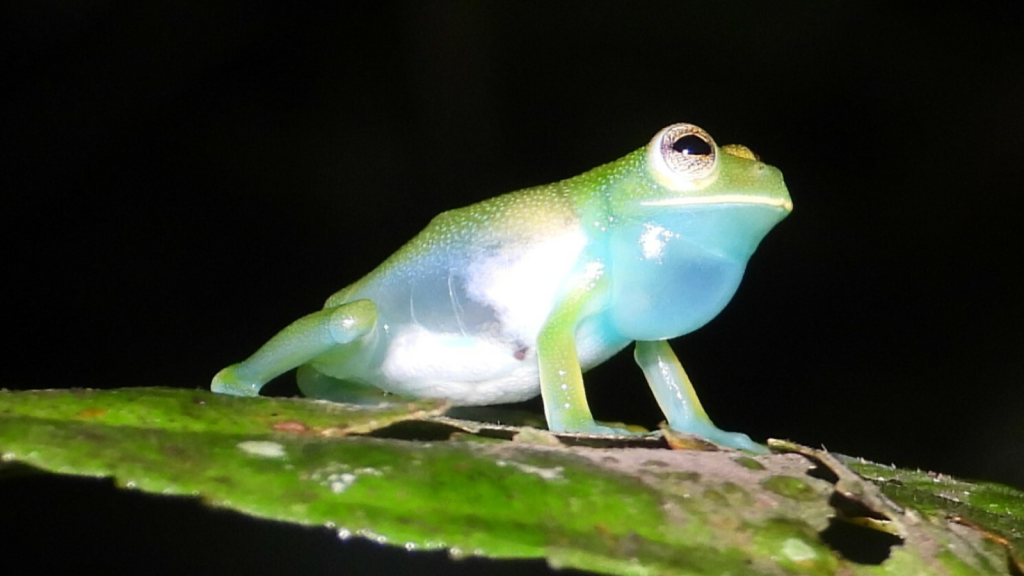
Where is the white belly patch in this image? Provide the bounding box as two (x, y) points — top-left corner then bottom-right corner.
(464, 231), (587, 344)
(379, 324), (540, 405)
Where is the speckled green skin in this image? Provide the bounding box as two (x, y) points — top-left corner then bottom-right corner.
(212, 123), (792, 451)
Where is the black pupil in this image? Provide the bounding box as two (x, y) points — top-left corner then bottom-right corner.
(671, 134), (711, 156)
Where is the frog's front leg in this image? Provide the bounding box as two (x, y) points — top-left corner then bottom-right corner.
(634, 340), (767, 453)
(537, 270), (633, 436)
(212, 299), (378, 397)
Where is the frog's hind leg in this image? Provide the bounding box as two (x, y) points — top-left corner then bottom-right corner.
(634, 340), (768, 453)
(296, 365), (405, 405)
(212, 299), (378, 397)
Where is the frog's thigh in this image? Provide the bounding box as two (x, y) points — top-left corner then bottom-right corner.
(634, 340), (767, 453)
(211, 299), (378, 397)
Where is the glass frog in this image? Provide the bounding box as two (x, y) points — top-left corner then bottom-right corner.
(212, 123), (792, 452)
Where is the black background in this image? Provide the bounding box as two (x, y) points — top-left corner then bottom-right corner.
(4, 2), (1023, 575)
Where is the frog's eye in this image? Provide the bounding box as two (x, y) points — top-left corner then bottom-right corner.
(646, 123), (719, 191)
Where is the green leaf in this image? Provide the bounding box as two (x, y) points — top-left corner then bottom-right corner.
(844, 456), (1024, 569)
(1, 387), (1021, 575)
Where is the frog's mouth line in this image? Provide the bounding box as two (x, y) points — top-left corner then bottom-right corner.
(640, 195), (793, 212)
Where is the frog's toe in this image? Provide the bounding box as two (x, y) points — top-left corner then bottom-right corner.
(704, 429), (768, 454)
(565, 422), (644, 437)
(211, 365), (261, 397)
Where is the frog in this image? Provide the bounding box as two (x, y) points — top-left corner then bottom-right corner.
(212, 122), (792, 452)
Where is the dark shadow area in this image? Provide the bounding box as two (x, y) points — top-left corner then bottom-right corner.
(818, 517), (903, 565)
(1009, 552), (1024, 576)
(0, 472), (586, 576)
(827, 491), (893, 523)
(804, 460), (841, 484)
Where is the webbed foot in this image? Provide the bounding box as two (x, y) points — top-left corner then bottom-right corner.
(557, 421), (644, 437)
(684, 423), (768, 454)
